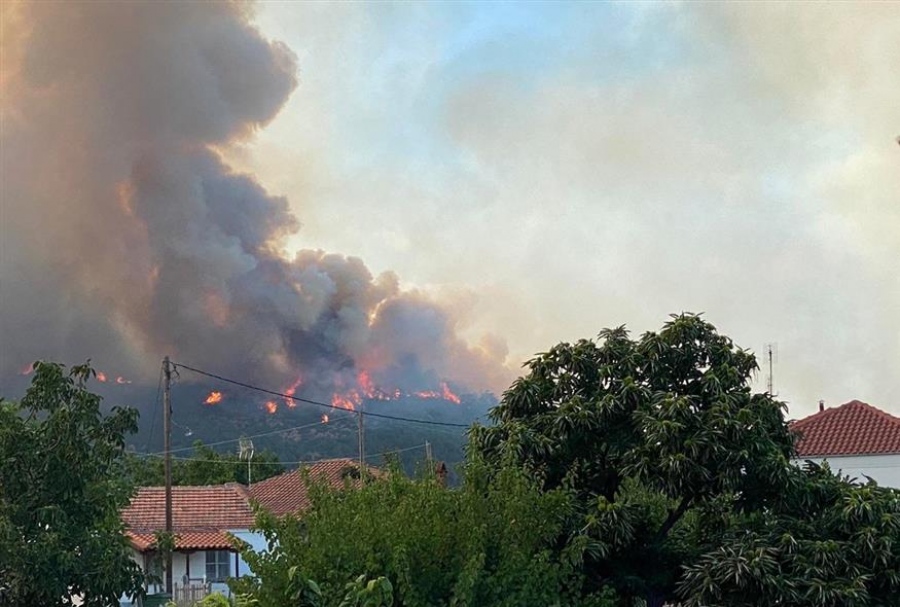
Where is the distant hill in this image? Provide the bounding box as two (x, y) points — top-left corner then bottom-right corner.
(117, 382), (496, 480)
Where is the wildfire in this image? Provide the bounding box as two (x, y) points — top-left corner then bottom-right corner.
(321, 413), (329, 424)
(413, 382), (461, 404)
(264, 400), (278, 414)
(329, 373), (462, 411)
(204, 391), (223, 405)
(283, 376), (303, 409)
(331, 391), (360, 411)
(96, 371), (108, 382)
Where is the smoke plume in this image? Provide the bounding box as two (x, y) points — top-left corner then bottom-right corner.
(0, 1), (512, 399)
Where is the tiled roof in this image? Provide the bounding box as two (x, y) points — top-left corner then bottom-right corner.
(127, 531), (238, 552)
(791, 400), (900, 457)
(122, 460), (374, 550)
(122, 483), (255, 533)
(250, 458), (366, 516)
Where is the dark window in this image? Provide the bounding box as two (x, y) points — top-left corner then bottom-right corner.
(205, 550), (231, 582)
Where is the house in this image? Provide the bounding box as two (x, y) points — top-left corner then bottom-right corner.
(790, 400), (900, 488)
(121, 458), (368, 604)
(122, 483), (256, 603)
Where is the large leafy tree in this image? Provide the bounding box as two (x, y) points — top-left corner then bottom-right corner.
(469, 314), (796, 606)
(0, 362), (144, 606)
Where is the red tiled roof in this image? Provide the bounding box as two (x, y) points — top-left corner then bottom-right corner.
(122, 483), (254, 533)
(127, 531), (239, 552)
(791, 400), (900, 457)
(122, 460), (376, 549)
(250, 458), (366, 516)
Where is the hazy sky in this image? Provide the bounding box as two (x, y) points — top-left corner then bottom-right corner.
(2, 2), (897, 418)
(220, 2), (899, 417)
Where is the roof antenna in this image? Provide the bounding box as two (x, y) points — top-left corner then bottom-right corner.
(765, 343), (778, 397)
(239, 437), (255, 487)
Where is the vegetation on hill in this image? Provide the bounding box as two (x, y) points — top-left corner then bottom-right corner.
(123, 440), (284, 487)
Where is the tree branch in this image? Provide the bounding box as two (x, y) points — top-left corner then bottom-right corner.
(654, 494), (693, 543)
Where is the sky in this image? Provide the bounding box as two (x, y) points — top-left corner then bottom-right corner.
(230, 2), (900, 417)
(1, 1), (898, 418)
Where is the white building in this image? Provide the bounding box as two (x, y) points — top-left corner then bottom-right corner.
(790, 400), (900, 488)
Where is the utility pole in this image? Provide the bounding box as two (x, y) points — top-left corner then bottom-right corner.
(425, 441), (433, 476)
(163, 356), (173, 595)
(766, 344), (775, 396)
(357, 403), (366, 481)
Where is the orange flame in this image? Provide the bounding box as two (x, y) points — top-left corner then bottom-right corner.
(414, 382), (461, 404)
(96, 371), (108, 382)
(204, 391), (223, 405)
(116, 376), (132, 385)
(330, 391), (359, 411)
(329, 372), (461, 412)
(321, 413), (329, 424)
(283, 376), (303, 409)
(264, 400), (278, 414)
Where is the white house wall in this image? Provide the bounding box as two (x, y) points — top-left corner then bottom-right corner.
(792, 453), (900, 488)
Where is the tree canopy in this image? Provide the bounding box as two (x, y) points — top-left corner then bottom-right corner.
(231, 460), (617, 607)
(0, 362), (144, 606)
(469, 314), (797, 605)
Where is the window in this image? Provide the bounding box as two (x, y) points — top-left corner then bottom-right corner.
(205, 550), (231, 582)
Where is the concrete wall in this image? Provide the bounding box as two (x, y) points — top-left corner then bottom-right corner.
(792, 453), (900, 488)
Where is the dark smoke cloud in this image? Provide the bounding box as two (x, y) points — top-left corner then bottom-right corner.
(0, 1), (512, 397)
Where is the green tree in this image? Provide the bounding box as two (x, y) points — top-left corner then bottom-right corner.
(469, 314), (796, 606)
(0, 361), (144, 606)
(230, 460), (615, 607)
(124, 440), (283, 486)
(679, 462), (900, 606)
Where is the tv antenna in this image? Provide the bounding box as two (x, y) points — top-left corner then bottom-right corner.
(238, 437), (255, 487)
(765, 343), (778, 396)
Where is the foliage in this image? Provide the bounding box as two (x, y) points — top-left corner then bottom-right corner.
(468, 314), (797, 605)
(124, 440), (283, 486)
(679, 462), (900, 606)
(229, 460), (610, 607)
(0, 361), (144, 606)
(196, 592), (233, 607)
(339, 575), (394, 607)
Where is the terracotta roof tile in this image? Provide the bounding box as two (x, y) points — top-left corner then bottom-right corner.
(127, 531), (239, 552)
(791, 400), (900, 457)
(122, 483), (255, 533)
(250, 458), (367, 516)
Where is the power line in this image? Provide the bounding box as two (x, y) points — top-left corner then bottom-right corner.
(133, 442), (427, 466)
(145, 413), (357, 456)
(173, 361), (473, 429)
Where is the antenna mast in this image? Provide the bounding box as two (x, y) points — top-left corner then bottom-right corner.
(765, 344), (776, 396)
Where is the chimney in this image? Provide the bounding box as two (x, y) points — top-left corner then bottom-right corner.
(818, 400), (825, 412)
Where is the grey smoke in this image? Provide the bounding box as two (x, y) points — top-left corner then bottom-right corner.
(0, 1), (511, 398)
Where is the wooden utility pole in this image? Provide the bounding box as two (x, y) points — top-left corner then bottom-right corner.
(163, 356), (173, 594)
(357, 403), (366, 480)
(425, 441), (433, 476)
